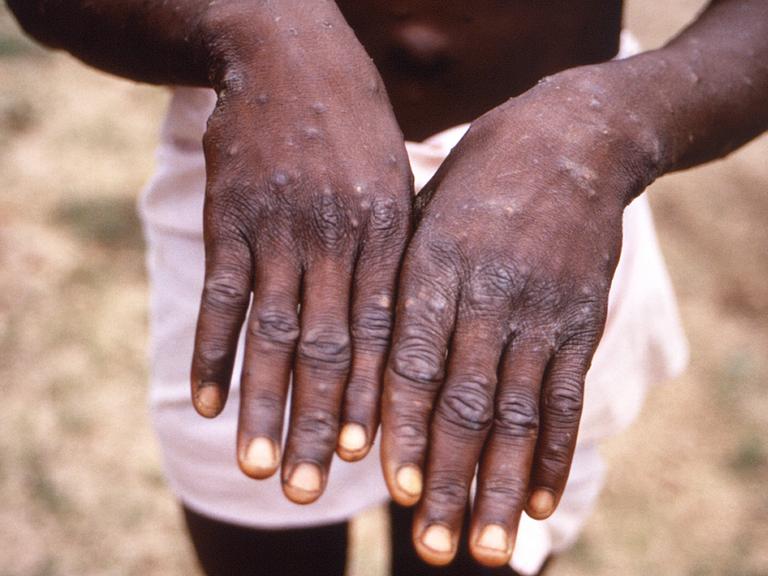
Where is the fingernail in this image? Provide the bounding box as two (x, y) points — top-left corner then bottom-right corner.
(421, 524), (453, 554)
(241, 437), (279, 478)
(288, 462), (322, 494)
(196, 384), (221, 417)
(528, 489), (555, 518)
(395, 465), (423, 498)
(338, 423), (367, 454)
(476, 524), (510, 553)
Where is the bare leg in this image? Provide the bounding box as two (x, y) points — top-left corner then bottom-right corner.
(182, 505), (348, 576)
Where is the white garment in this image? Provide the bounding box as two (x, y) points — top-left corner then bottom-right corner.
(139, 31), (688, 574)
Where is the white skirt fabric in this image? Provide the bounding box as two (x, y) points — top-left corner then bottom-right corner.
(139, 32), (688, 574)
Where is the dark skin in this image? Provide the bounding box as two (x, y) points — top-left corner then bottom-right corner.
(8, 0), (768, 567)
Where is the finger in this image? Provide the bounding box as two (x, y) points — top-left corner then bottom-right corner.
(469, 341), (551, 567)
(412, 317), (506, 566)
(281, 257), (353, 504)
(236, 254), (301, 479)
(381, 252), (459, 507)
(526, 339), (592, 520)
(191, 236), (252, 418)
(338, 197), (409, 461)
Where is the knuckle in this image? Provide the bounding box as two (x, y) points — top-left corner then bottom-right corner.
(471, 261), (522, 302)
(195, 339), (231, 370)
(249, 308), (300, 350)
(495, 391), (539, 438)
(424, 477), (470, 510)
(292, 409), (338, 448)
(352, 299), (393, 351)
(310, 192), (350, 251)
(202, 271), (250, 315)
(418, 236), (461, 273)
(204, 190), (261, 240)
(538, 435), (573, 475)
(297, 326), (352, 371)
(516, 274), (574, 323)
(518, 278), (567, 320)
(555, 330), (599, 370)
(437, 377), (495, 432)
(563, 293), (606, 334)
(390, 420), (428, 454)
(238, 390), (285, 426)
(368, 196), (401, 236)
(240, 388), (282, 420)
(344, 377), (377, 405)
(482, 475), (529, 503)
(390, 335), (444, 389)
(543, 381), (583, 426)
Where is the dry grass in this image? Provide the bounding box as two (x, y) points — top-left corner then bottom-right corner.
(1, 2), (766, 575)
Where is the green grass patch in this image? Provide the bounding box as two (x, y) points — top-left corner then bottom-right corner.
(0, 34), (33, 56)
(728, 434), (768, 476)
(54, 196), (144, 250)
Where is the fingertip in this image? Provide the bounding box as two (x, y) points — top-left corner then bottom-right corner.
(415, 524), (456, 566)
(239, 437), (280, 480)
(336, 423), (371, 462)
(392, 464), (423, 506)
(471, 524), (513, 567)
(193, 383), (224, 418)
(283, 462), (324, 505)
(526, 489), (556, 520)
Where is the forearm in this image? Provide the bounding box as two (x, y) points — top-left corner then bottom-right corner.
(633, 0), (767, 175)
(6, 0), (217, 85)
(614, 0), (768, 182)
(530, 0), (767, 207)
(4, 0), (353, 88)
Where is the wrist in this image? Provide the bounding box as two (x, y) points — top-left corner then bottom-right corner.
(513, 63), (667, 209)
(196, 0), (354, 94)
(574, 49), (708, 187)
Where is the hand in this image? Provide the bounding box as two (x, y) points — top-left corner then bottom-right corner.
(381, 67), (659, 565)
(190, 3), (412, 504)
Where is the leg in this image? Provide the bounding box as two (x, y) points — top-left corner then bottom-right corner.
(389, 501), (524, 576)
(182, 504), (348, 576)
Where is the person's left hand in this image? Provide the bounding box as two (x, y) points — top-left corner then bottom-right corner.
(380, 65), (660, 566)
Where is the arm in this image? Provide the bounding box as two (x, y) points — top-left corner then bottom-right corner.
(381, 0), (767, 567)
(621, 0), (768, 176)
(9, 0), (414, 502)
(6, 0), (214, 86)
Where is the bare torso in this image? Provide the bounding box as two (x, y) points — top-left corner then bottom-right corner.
(336, 0), (623, 140)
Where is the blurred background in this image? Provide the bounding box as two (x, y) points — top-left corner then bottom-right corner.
(0, 1), (766, 574)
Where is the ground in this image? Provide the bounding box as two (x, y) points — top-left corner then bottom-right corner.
(0, 1), (766, 575)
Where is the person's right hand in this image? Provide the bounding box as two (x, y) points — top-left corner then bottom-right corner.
(189, 1), (413, 505)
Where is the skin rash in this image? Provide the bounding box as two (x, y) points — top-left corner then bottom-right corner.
(7, 0), (768, 568)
